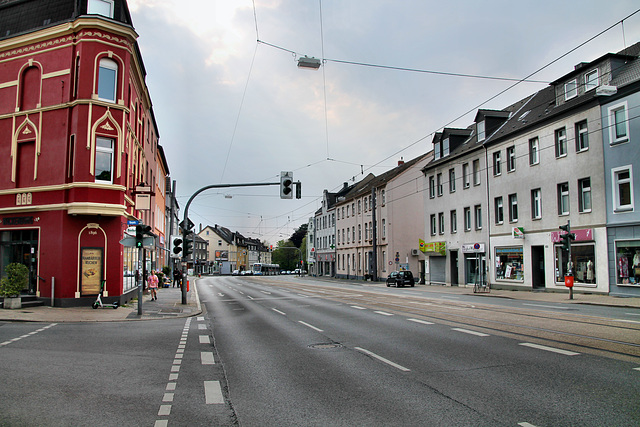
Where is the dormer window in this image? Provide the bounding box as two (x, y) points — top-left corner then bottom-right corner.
(565, 79), (577, 100)
(88, 0), (114, 18)
(585, 69), (598, 91)
(434, 142), (440, 160)
(477, 120), (485, 142)
(442, 138), (450, 157)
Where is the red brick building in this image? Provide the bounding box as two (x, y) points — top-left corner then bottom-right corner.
(0, 0), (162, 306)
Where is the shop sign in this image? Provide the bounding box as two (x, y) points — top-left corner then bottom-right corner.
(462, 243), (485, 253)
(2, 216), (36, 225)
(513, 227), (524, 239)
(419, 240), (446, 256)
(550, 228), (593, 243)
(81, 247), (103, 296)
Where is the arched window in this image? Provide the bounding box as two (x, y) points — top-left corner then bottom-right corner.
(20, 66), (41, 110)
(97, 58), (117, 102)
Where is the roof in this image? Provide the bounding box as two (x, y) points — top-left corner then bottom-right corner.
(0, 0), (134, 41)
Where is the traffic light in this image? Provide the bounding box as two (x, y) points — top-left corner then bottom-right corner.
(184, 235), (193, 257)
(280, 171), (293, 199)
(295, 181), (302, 199)
(172, 237), (183, 255)
(559, 221), (575, 252)
(135, 225), (143, 248)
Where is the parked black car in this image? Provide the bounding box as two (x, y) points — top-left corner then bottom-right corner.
(386, 270), (415, 287)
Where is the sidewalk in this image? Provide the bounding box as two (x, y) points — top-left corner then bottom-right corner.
(0, 278), (202, 323)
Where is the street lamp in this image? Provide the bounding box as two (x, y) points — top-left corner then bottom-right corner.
(297, 56), (321, 70)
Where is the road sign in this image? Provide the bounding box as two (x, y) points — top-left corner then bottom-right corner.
(127, 220), (140, 226)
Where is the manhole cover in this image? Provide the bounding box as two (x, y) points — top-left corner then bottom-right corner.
(308, 343), (342, 349)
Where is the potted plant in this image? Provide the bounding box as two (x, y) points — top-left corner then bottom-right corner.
(1, 263), (29, 309)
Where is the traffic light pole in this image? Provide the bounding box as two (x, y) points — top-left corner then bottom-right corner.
(179, 180), (301, 304)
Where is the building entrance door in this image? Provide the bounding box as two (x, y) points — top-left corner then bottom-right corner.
(531, 245), (546, 289)
(450, 250), (459, 286)
(0, 229), (39, 294)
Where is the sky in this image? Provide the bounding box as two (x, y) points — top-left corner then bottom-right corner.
(126, 0), (640, 246)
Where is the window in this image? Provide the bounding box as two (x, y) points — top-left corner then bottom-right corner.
(429, 176), (435, 198)
(430, 214), (436, 236)
(495, 197), (504, 224)
(555, 128), (567, 158)
(437, 173), (443, 196)
(474, 205), (482, 229)
(555, 243), (595, 284)
(464, 207), (471, 231)
(97, 58), (117, 102)
(95, 137), (114, 183)
(529, 137), (539, 165)
(585, 69), (598, 91)
(442, 138), (450, 157)
(434, 142), (440, 159)
(477, 120), (485, 141)
(557, 182), (570, 215)
(449, 168), (456, 193)
(462, 163), (470, 188)
(381, 190), (386, 205)
(578, 178), (591, 213)
(382, 219), (386, 238)
(352, 226), (355, 242)
(358, 200), (361, 214)
(609, 102), (629, 144)
(506, 146), (516, 172)
(473, 159), (480, 185)
(575, 120), (589, 152)
(508, 194), (518, 222)
(88, 0), (114, 18)
(495, 247), (524, 280)
(531, 188), (542, 219)
(450, 210), (457, 233)
(438, 212), (445, 234)
(565, 79), (577, 100)
(358, 224), (361, 241)
(613, 166), (634, 212)
(493, 151), (502, 176)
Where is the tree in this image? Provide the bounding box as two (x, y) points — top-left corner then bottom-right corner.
(272, 240), (299, 271)
(290, 223), (308, 248)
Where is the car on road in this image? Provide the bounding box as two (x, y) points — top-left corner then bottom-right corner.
(386, 270), (415, 287)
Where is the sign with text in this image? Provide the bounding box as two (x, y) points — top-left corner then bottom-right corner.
(80, 247), (103, 296)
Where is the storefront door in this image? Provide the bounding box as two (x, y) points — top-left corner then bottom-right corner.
(465, 253), (486, 286)
(531, 245), (545, 289)
(0, 229), (39, 294)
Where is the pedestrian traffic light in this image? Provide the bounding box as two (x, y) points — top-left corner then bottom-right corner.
(135, 225), (143, 248)
(173, 237), (183, 255)
(559, 221), (575, 252)
(280, 171), (293, 199)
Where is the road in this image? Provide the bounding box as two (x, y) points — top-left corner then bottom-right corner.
(201, 275), (640, 426)
(0, 275), (638, 426)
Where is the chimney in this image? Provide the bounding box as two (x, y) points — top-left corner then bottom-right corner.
(398, 157), (404, 166)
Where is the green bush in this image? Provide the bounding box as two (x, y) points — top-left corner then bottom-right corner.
(0, 263), (29, 297)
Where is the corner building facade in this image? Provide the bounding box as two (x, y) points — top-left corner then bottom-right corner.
(0, 0), (160, 306)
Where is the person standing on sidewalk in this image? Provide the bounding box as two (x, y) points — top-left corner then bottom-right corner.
(148, 271), (158, 301)
(173, 269), (181, 287)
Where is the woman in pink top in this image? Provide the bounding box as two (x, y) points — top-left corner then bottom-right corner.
(148, 271), (158, 301)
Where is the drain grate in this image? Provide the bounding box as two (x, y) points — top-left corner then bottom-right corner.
(308, 343), (342, 349)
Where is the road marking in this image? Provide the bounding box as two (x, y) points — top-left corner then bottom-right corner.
(201, 351), (215, 365)
(260, 291), (272, 294)
(204, 381), (224, 404)
(354, 347), (410, 372)
(166, 383), (176, 391)
(272, 308), (286, 315)
(218, 293), (225, 297)
(198, 324), (206, 330)
(626, 312), (640, 316)
(199, 335), (210, 344)
(518, 423), (538, 427)
(632, 367), (640, 371)
(374, 311), (393, 316)
(615, 319), (640, 324)
(452, 328), (490, 337)
(197, 316), (205, 321)
(158, 405), (171, 416)
(0, 323), (57, 347)
(523, 303), (570, 310)
(154, 421), (168, 427)
(351, 306), (367, 310)
(162, 393), (174, 402)
(248, 295), (254, 300)
(298, 321), (323, 332)
(519, 342), (580, 356)
(407, 318), (434, 325)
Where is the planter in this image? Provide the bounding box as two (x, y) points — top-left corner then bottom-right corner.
(3, 297), (22, 309)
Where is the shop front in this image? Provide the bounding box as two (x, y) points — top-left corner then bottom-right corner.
(609, 230), (640, 297)
(462, 243), (486, 287)
(551, 228), (597, 289)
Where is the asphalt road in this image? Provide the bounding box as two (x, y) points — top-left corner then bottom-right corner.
(200, 275), (640, 426)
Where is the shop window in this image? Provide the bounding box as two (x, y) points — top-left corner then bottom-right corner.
(555, 243), (596, 284)
(495, 247), (523, 280)
(615, 241), (640, 285)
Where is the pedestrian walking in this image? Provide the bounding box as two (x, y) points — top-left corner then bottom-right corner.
(148, 270), (158, 301)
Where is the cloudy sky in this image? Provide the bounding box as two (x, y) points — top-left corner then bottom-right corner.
(127, 0), (640, 245)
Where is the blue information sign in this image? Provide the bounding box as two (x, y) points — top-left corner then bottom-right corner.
(127, 220), (140, 226)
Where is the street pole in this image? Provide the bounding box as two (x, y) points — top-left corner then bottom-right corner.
(137, 246), (143, 315)
(371, 187), (378, 282)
